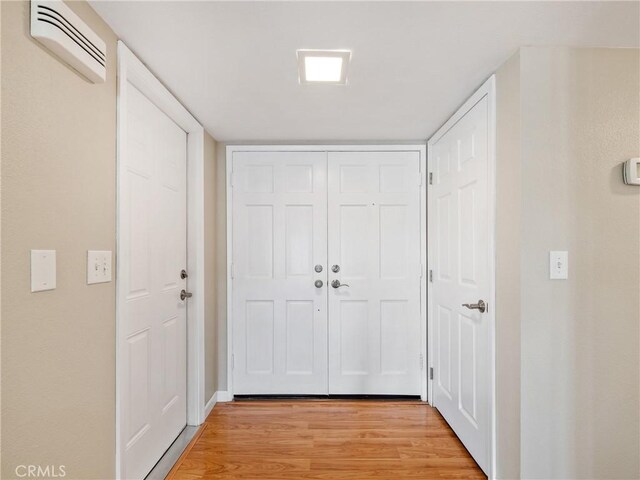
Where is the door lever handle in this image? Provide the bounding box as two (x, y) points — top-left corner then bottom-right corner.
(180, 289), (193, 301)
(462, 300), (486, 313)
(331, 280), (350, 289)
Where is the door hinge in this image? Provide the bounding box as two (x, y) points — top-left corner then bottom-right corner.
(429, 172), (433, 185)
(420, 354), (424, 370)
(429, 270), (433, 282)
(230, 263), (235, 279)
(429, 367), (434, 380)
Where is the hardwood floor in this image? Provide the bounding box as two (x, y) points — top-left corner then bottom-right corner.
(167, 400), (486, 479)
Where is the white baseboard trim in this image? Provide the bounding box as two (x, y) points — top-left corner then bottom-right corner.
(216, 391), (232, 402)
(204, 393), (217, 419)
(204, 390), (231, 420)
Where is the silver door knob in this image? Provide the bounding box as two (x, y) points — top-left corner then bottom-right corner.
(462, 300), (486, 313)
(331, 280), (350, 289)
(180, 289), (193, 301)
(315, 280), (323, 288)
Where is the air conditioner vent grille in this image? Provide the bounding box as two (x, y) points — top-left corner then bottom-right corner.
(37, 5), (106, 66)
(30, 0), (107, 83)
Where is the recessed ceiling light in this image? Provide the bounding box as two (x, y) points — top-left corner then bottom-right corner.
(297, 49), (351, 85)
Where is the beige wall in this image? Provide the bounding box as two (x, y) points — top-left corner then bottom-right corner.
(1, 1), (221, 474)
(495, 51), (522, 480)
(519, 46), (639, 480)
(1, 1), (117, 478)
(215, 143), (228, 390)
(495, 46), (640, 479)
(204, 132), (218, 402)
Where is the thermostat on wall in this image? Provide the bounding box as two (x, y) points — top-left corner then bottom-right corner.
(623, 158), (640, 186)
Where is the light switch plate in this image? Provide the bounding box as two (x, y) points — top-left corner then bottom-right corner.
(31, 250), (56, 292)
(87, 250), (112, 284)
(549, 251), (569, 280)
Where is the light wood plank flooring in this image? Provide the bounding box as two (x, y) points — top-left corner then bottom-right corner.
(167, 400), (486, 479)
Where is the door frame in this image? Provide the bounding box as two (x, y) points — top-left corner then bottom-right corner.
(116, 41), (206, 479)
(426, 75), (497, 479)
(225, 144), (428, 401)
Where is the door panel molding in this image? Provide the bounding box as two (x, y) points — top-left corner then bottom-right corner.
(117, 41), (206, 480)
(226, 145), (427, 401)
(427, 75), (496, 479)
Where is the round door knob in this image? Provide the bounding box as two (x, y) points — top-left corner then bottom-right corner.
(314, 280), (323, 288)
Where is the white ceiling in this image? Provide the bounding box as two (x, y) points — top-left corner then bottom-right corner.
(91, 1), (639, 142)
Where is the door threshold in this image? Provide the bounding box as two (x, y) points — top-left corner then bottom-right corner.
(144, 425), (200, 480)
(233, 394), (421, 401)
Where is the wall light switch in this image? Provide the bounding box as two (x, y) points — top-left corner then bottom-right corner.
(87, 250), (112, 284)
(31, 250), (56, 292)
(549, 251), (568, 280)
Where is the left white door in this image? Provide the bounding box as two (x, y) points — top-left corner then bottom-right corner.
(232, 151), (329, 394)
(120, 84), (187, 479)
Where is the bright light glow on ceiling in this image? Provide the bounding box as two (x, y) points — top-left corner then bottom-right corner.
(297, 50), (351, 84)
(305, 56), (343, 82)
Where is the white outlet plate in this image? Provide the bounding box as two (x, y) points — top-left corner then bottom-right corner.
(549, 251), (568, 280)
(31, 250), (56, 292)
(87, 250), (112, 284)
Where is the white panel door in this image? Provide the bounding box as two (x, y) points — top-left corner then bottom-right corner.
(431, 96), (490, 473)
(327, 152), (422, 395)
(120, 84), (187, 479)
(232, 151), (328, 394)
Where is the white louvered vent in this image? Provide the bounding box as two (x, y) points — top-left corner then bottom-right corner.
(30, 0), (106, 83)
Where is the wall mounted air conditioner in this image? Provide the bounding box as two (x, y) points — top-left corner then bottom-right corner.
(30, 0), (106, 83)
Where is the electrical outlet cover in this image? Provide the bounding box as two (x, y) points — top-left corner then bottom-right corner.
(31, 250), (56, 292)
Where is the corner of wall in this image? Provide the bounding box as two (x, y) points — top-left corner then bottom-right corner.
(494, 49), (522, 480)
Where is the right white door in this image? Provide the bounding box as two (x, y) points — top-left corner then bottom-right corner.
(430, 94), (491, 473)
(327, 151), (422, 395)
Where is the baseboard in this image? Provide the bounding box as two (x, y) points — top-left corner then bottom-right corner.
(216, 391), (231, 402)
(203, 390), (231, 420)
(204, 393), (217, 419)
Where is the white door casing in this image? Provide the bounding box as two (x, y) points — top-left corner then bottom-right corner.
(428, 77), (496, 475)
(327, 152), (422, 395)
(227, 146), (426, 398)
(232, 151), (329, 394)
(117, 42), (206, 480)
(119, 83), (187, 479)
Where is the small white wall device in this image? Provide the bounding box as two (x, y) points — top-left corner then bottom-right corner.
(30, 0), (106, 83)
(623, 158), (640, 186)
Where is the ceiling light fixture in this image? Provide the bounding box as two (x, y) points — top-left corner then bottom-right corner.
(297, 49), (351, 85)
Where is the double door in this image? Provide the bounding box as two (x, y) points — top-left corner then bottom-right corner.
(232, 150), (422, 395)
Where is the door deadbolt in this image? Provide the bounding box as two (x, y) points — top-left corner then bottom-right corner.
(181, 269), (188, 279)
(331, 265), (340, 273)
(314, 265), (323, 273)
